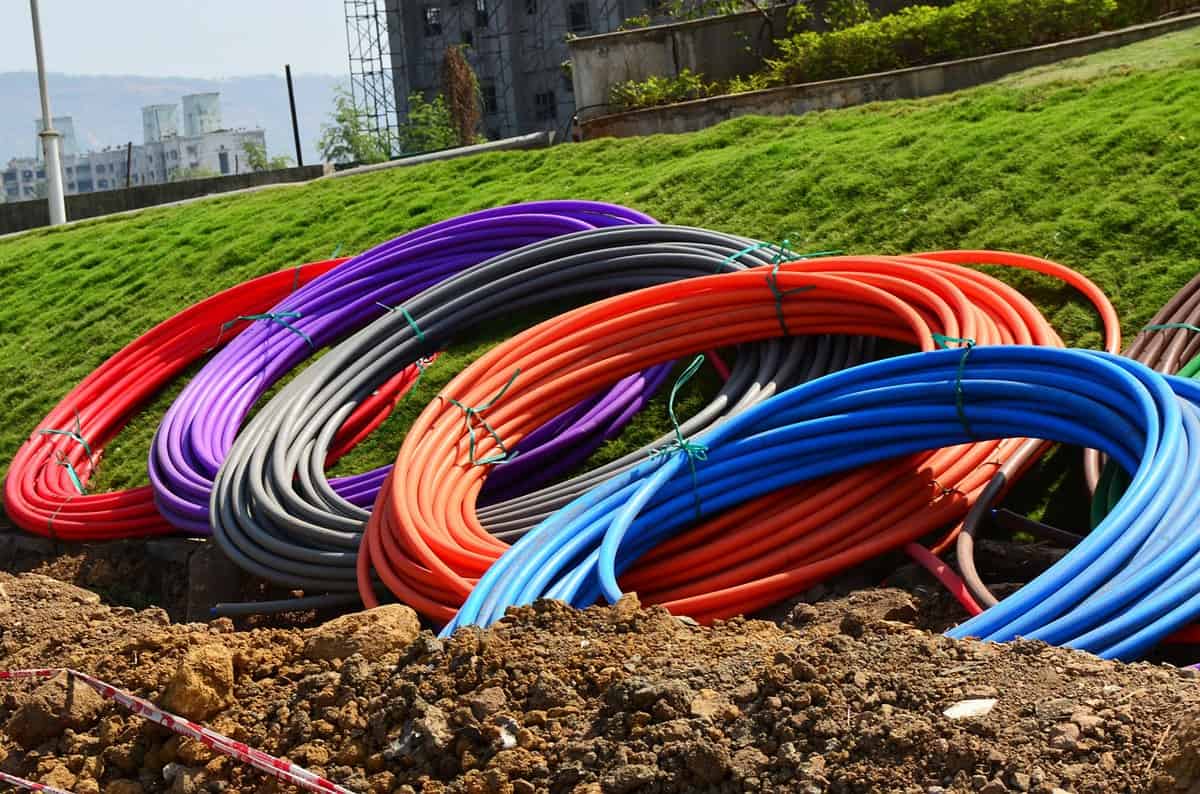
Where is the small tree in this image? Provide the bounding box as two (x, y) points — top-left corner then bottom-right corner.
(243, 140), (269, 170)
(242, 140), (293, 171)
(398, 93), (458, 155)
(317, 85), (393, 164)
(441, 45), (483, 146)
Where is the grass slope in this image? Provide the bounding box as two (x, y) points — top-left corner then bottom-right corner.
(1, 29), (1198, 529)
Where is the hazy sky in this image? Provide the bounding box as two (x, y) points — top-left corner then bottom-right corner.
(1, 1), (349, 77)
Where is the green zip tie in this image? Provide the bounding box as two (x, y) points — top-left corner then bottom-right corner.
(331, 242), (343, 258)
(715, 241), (774, 274)
(710, 239), (844, 277)
(650, 354), (709, 520)
(376, 302), (426, 342)
(1143, 322), (1200, 334)
(38, 411), (94, 464)
(220, 311), (313, 348)
(933, 333), (976, 439)
(445, 368), (521, 466)
(768, 237), (845, 262)
(53, 450), (86, 495)
(766, 260), (815, 337)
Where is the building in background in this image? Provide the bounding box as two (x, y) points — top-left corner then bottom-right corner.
(182, 92), (222, 137)
(347, 0), (656, 147)
(2, 93), (265, 203)
(33, 116), (78, 157)
(142, 104), (179, 144)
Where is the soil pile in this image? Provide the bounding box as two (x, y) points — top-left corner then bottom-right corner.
(2, 572), (1199, 793)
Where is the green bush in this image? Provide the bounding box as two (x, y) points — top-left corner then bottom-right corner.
(610, 69), (720, 111)
(763, 0), (1183, 87)
(610, 0), (1189, 109)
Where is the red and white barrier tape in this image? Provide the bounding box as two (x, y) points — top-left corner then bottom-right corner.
(0, 668), (355, 794)
(0, 770), (73, 794)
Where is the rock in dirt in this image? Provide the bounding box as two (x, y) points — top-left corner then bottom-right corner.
(5, 671), (106, 749)
(943, 698), (997, 720)
(40, 763), (76, 790)
(603, 763), (659, 792)
(468, 686), (507, 719)
(160, 644), (234, 721)
(1049, 722), (1081, 751)
(303, 604), (420, 661)
(689, 688), (738, 721)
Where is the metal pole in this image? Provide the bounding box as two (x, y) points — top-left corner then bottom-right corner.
(285, 64), (304, 166)
(29, 0), (66, 225)
(124, 141), (133, 188)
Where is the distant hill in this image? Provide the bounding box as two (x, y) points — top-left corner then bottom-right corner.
(0, 72), (343, 165)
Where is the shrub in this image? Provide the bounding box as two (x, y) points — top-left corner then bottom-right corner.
(608, 0), (1187, 110)
(823, 0), (874, 30)
(762, 0), (1181, 87)
(610, 69), (721, 110)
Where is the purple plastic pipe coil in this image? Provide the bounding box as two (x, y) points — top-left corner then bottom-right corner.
(148, 201), (659, 533)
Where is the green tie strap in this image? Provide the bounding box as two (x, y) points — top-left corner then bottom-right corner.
(38, 411), (94, 464)
(220, 311), (313, 348)
(714, 237), (842, 275)
(933, 333), (977, 439)
(376, 302), (426, 342)
(445, 368), (521, 466)
(1143, 322), (1200, 335)
(650, 355), (709, 520)
(53, 450), (87, 495)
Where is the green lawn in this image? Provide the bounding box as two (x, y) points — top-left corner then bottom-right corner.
(2, 28), (1198, 531)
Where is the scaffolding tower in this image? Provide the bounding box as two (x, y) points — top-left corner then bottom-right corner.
(344, 0), (399, 151)
(345, 0), (655, 147)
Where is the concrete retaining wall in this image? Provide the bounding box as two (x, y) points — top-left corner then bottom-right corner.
(580, 12), (1200, 139)
(0, 164), (327, 236)
(568, 0), (955, 121)
(570, 7), (792, 120)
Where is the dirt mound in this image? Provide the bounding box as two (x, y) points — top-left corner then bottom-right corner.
(1, 573), (1198, 793)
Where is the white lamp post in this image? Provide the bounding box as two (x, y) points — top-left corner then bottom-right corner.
(29, 0), (66, 225)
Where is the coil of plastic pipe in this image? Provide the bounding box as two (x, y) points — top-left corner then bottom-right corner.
(453, 346), (1200, 661)
(948, 271), (1200, 645)
(0, 257), (407, 540)
(208, 227), (870, 613)
(149, 201), (658, 534)
(363, 250), (1118, 624)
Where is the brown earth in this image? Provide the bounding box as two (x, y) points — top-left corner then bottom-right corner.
(4, 570), (1200, 794)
